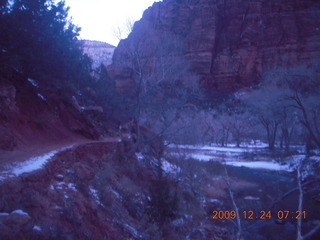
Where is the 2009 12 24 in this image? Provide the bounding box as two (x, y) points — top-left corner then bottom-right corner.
(212, 210), (307, 220)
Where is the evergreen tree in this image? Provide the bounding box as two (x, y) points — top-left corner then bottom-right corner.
(0, 0), (92, 88)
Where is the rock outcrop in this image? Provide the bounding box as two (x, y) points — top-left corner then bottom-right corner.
(108, 0), (320, 95)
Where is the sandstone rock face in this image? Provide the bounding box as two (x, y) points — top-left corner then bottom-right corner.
(81, 40), (115, 69)
(108, 0), (320, 94)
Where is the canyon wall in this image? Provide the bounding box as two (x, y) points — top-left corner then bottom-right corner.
(108, 0), (320, 95)
(82, 40), (115, 69)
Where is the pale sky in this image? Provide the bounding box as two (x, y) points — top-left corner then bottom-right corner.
(64, 0), (159, 46)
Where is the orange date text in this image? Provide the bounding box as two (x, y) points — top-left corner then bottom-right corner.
(212, 210), (307, 220)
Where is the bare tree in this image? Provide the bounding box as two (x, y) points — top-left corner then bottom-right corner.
(109, 31), (201, 155)
(113, 17), (135, 41)
(288, 91), (320, 150)
(241, 86), (285, 150)
(263, 64), (320, 150)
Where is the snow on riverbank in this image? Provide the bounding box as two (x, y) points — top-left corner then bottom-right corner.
(168, 143), (268, 152)
(225, 161), (293, 172)
(167, 144), (302, 172)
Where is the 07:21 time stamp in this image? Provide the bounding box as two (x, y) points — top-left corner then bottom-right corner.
(212, 210), (307, 220)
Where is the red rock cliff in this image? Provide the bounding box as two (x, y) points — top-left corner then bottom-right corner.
(108, 0), (320, 93)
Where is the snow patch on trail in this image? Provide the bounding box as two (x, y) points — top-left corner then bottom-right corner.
(0, 145), (74, 181)
(12, 150), (58, 176)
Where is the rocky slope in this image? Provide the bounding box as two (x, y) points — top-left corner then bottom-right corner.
(0, 140), (216, 240)
(108, 0), (320, 95)
(0, 67), (99, 160)
(1, 140), (319, 240)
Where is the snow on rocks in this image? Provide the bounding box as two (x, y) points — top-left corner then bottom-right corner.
(162, 159), (180, 174)
(0, 209), (32, 231)
(123, 223), (142, 239)
(89, 186), (103, 206)
(11, 209), (29, 216)
(37, 93), (46, 101)
(135, 152), (145, 161)
(27, 78), (39, 88)
(33, 225), (42, 231)
(68, 183), (77, 192)
(0, 209), (29, 217)
(52, 181), (77, 192)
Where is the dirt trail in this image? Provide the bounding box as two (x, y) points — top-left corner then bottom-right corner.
(0, 136), (122, 180)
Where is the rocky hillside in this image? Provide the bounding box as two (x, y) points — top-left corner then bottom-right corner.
(82, 40), (115, 69)
(108, 0), (320, 94)
(0, 67), (99, 159)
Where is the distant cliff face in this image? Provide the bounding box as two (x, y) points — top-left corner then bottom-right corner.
(108, 0), (320, 94)
(82, 40), (115, 69)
